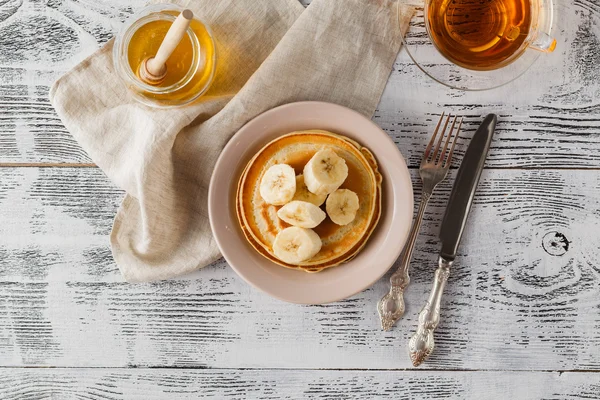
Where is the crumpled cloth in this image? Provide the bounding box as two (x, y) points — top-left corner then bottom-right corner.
(50, 0), (407, 282)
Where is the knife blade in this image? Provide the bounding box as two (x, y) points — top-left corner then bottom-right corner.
(439, 113), (497, 261)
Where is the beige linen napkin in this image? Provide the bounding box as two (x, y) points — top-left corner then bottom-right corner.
(50, 0), (407, 282)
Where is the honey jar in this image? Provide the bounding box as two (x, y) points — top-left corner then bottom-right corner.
(113, 4), (217, 107)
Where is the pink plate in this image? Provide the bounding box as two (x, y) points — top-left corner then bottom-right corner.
(208, 102), (413, 304)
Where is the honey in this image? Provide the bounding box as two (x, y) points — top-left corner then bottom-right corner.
(114, 5), (216, 107)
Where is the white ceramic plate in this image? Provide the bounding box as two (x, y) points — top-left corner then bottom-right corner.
(208, 102), (413, 304)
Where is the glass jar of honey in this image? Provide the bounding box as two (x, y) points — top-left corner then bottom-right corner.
(113, 4), (216, 107)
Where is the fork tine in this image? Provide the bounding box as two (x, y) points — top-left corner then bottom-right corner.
(444, 117), (463, 168)
(422, 113), (445, 163)
(430, 114), (451, 163)
(437, 115), (458, 166)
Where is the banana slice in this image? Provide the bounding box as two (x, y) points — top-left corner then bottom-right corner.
(277, 200), (326, 228)
(326, 189), (360, 226)
(292, 175), (328, 206)
(273, 227), (322, 264)
(303, 149), (349, 196)
(259, 164), (296, 205)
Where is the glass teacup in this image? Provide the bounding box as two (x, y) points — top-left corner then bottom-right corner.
(398, 0), (556, 90)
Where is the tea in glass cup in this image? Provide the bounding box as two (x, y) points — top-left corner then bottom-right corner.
(398, 0), (556, 89)
(427, 0), (536, 70)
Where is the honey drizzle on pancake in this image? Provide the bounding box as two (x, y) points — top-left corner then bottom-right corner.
(243, 134), (374, 262)
(237, 131), (381, 271)
(277, 149), (367, 240)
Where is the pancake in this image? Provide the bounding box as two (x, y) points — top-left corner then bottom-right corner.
(236, 130), (382, 272)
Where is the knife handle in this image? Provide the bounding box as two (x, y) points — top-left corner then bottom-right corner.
(408, 256), (453, 367)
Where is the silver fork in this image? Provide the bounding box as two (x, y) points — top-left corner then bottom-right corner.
(377, 113), (462, 331)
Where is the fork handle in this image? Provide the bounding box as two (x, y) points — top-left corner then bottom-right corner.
(391, 190), (431, 287)
(377, 190), (431, 330)
(408, 256), (453, 366)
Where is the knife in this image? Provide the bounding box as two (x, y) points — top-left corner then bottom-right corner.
(408, 114), (497, 367)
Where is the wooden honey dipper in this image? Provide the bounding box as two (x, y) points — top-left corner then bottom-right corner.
(138, 9), (194, 85)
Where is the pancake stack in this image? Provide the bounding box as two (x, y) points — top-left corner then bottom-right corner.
(236, 130), (382, 273)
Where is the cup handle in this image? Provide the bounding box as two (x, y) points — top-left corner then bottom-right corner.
(529, 32), (557, 53)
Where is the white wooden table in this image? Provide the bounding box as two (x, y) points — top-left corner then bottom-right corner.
(1, 0), (599, 398)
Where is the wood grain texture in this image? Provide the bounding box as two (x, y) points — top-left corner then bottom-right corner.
(1, 0), (599, 395)
(0, 0), (147, 164)
(0, 0), (599, 167)
(0, 167), (598, 370)
(0, 369), (598, 400)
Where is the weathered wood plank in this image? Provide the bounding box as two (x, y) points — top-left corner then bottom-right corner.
(0, 0), (599, 166)
(0, 0), (146, 164)
(0, 369), (598, 399)
(0, 0), (598, 391)
(0, 167), (599, 370)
